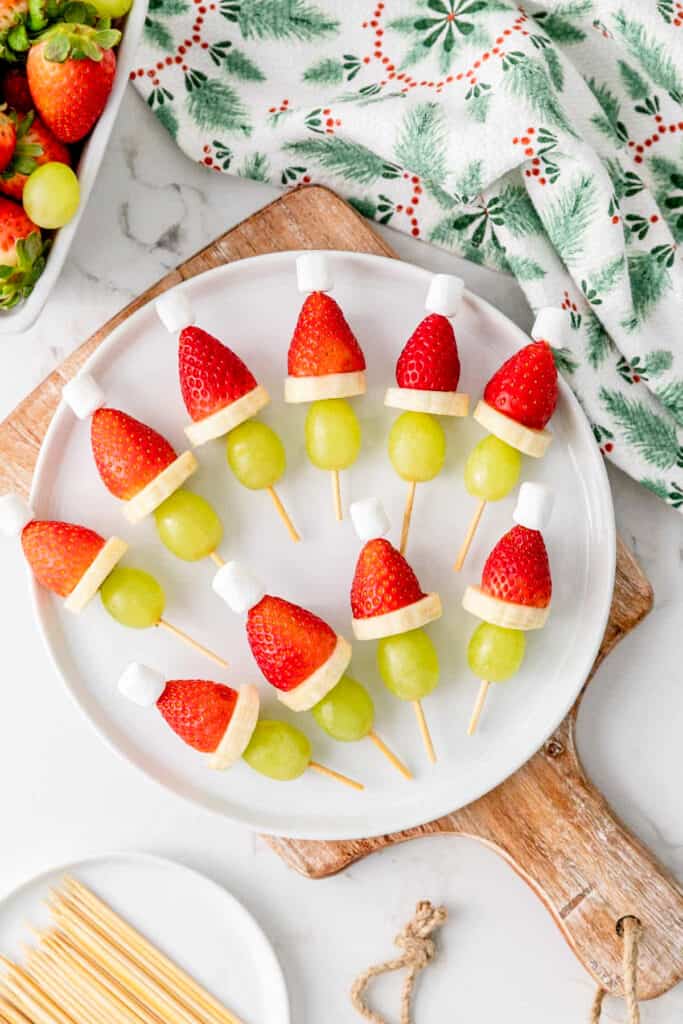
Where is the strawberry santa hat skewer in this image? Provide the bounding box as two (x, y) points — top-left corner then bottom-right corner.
(454, 309), (560, 572)
(462, 481), (554, 734)
(349, 498), (442, 763)
(0, 494), (228, 666)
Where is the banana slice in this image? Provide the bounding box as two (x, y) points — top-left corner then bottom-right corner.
(123, 451), (198, 524)
(352, 592), (442, 641)
(64, 536), (128, 614)
(185, 384), (270, 447)
(462, 584), (550, 630)
(208, 684), (260, 771)
(384, 387), (469, 417)
(284, 371), (366, 403)
(276, 635), (352, 711)
(473, 400), (552, 458)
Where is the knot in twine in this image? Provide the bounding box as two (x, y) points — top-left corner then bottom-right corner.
(350, 901), (447, 1024)
(591, 916), (642, 1024)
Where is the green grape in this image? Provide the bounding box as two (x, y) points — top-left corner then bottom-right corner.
(377, 629), (439, 700)
(100, 566), (165, 629)
(242, 720), (311, 781)
(90, 0), (132, 15)
(467, 622), (526, 682)
(154, 489), (223, 561)
(464, 436), (521, 501)
(311, 675), (374, 742)
(226, 420), (286, 490)
(305, 399), (361, 471)
(23, 163), (80, 229)
(388, 411), (445, 483)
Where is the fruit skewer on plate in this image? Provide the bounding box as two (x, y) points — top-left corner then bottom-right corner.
(462, 482), (554, 734)
(0, 494), (228, 667)
(454, 310), (560, 572)
(118, 664), (363, 788)
(285, 253), (365, 522)
(349, 498), (442, 763)
(213, 561), (410, 780)
(155, 290), (299, 544)
(61, 373), (226, 566)
(385, 274), (468, 555)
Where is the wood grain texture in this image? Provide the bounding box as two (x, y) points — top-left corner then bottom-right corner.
(1, 186), (680, 1000)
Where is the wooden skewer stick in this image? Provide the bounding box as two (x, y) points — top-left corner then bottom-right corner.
(467, 680), (490, 736)
(412, 700), (436, 764)
(209, 551), (224, 568)
(368, 731), (412, 780)
(308, 761), (364, 791)
(453, 497), (487, 572)
(399, 480), (416, 556)
(267, 487), (300, 543)
(0, 996), (33, 1024)
(331, 470), (343, 522)
(157, 620), (228, 669)
(0, 958), (75, 1024)
(23, 952), (107, 1024)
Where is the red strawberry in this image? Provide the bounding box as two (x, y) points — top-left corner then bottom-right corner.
(484, 340), (558, 431)
(157, 679), (237, 753)
(3, 68), (32, 112)
(27, 25), (120, 144)
(179, 326), (258, 422)
(396, 313), (460, 392)
(0, 109), (16, 173)
(91, 408), (177, 500)
(351, 538), (425, 620)
(481, 525), (551, 608)
(0, 196), (45, 309)
(21, 519), (105, 597)
(246, 595), (337, 692)
(0, 113), (70, 201)
(0, 0), (28, 36)
(288, 292), (366, 377)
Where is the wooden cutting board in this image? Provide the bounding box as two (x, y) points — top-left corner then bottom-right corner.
(1, 186), (681, 1001)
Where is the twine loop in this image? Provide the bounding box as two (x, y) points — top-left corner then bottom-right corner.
(591, 916), (642, 1024)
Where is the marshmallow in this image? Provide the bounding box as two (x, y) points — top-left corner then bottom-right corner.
(118, 663), (166, 707)
(0, 493), (33, 536)
(531, 307), (569, 346)
(212, 561), (265, 614)
(425, 274), (464, 318)
(296, 252), (332, 294)
(62, 372), (106, 419)
(350, 497), (390, 542)
(156, 289), (195, 333)
(513, 482), (554, 532)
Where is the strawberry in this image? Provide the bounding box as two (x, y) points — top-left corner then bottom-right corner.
(27, 24), (120, 144)
(0, 113), (70, 201)
(484, 340), (558, 431)
(0, 195), (45, 309)
(396, 313), (460, 392)
(0, 108), (16, 173)
(0, 0), (28, 38)
(288, 291), (366, 378)
(246, 595), (337, 692)
(91, 408), (177, 500)
(351, 539), (425, 620)
(21, 519), (105, 597)
(179, 326), (258, 422)
(481, 525), (551, 608)
(2, 67), (32, 111)
(157, 679), (237, 753)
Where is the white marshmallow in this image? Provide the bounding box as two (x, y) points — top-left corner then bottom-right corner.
(0, 493), (33, 536)
(425, 274), (464, 317)
(156, 289), (195, 332)
(531, 307), (569, 346)
(62, 372), (106, 419)
(118, 663), (166, 707)
(350, 497), (390, 541)
(513, 482), (554, 532)
(212, 561), (265, 614)
(296, 252), (332, 293)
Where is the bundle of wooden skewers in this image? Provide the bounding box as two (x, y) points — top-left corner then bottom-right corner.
(0, 877), (242, 1024)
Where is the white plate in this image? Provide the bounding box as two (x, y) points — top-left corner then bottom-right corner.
(28, 251), (615, 839)
(0, 0), (148, 335)
(0, 851), (290, 1024)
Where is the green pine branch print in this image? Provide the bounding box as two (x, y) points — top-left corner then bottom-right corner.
(504, 253), (546, 280)
(454, 160), (483, 202)
(222, 47), (265, 80)
(542, 47), (564, 91)
(154, 103), (178, 139)
(303, 57), (343, 84)
(584, 311), (611, 368)
(394, 103), (448, 186)
(284, 137), (400, 185)
(612, 10), (683, 99)
(624, 250), (672, 328)
(144, 17), (175, 51)
(656, 380), (683, 422)
(229, 0), (339, 42)
(186, 77), (252, 135)
(585, 77), (627, 144)
(240, 152), (270, 181)
(551, 346), (579, 374)
(496, 184), (544, 236)
(587, 255), (626, 297)
(543, 174), (597, 265)
(649, 156), (683, 242)
(531, 10), (586, 44)
(148, 0), (189, 15)
(617, 60), (650, 100)
(600, 386), (683, 468)
(503, 55), (575, 135)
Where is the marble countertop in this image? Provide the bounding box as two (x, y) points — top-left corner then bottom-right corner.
(1, 90), (681, 1023)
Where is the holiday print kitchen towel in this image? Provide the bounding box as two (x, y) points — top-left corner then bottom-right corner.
(132, 1), (683, 512)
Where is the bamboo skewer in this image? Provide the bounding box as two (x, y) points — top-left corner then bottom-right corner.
(0, 996), (33, 1024)
(0, 958), (75, 1024)
(331, 470), (343, 521)
(467, 681), (490, 735)
(412, 700), (436, 764)
(308, 761), (364, 791)
(266, 487), (300, 543)
(23, 952), (109, 1024)
(453, 497), (487, 572)
(367, 731), (412, 780)
(399, 480), (416, 556)
(208, 551), (224, 568)
(157, 620), (228, 669)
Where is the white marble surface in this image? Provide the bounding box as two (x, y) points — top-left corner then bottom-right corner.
(1, 90), (681, 1023)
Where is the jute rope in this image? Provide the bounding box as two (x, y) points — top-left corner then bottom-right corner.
(591, 916), (642, 1024)
(350, 900), (447, 1024)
